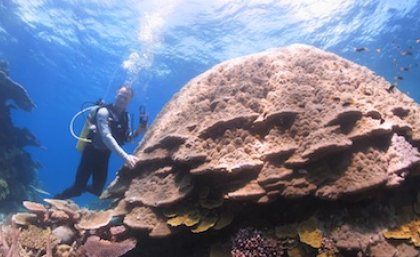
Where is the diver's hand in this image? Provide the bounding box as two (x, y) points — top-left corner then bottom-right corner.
(124, 154), (139, 169)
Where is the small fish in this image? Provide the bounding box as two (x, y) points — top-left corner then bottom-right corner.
(354, 47), (368, 52)
(375, 48), (381, 53)
(399, 66), (410, 72)
(392, 58), (397, 65)
(394, 76), (404, 81)
(416, 39), (420, 44)
(29, 185), (51, 195)
(387, 84), (396, 93)
(400, 50), (413, 56)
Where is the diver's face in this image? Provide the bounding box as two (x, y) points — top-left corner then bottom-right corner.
(114, 87), (132, 110)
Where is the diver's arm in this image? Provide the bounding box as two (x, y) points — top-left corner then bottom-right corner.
(96, 108), (137, 168)
(96, 108), (128, 159)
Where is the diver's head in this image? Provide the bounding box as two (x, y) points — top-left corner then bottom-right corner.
(114, 85), (134, 111)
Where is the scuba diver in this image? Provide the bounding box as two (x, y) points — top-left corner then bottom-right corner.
(55, 85), (148, 199)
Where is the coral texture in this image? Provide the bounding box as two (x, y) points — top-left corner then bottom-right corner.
(113, 45), (419, 201)
(103, 44), (420, 237)
(81, 236), (136, 257)
(231, 228), (283, 257)
(76, 210), (113, 230)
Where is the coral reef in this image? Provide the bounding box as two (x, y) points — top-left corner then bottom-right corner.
(106, 44), (420, 256)
(3, 45), (420, 256)
(0, 63), (41, 216)
(106, 44), (420, 205)
(0, 199), (136, 257)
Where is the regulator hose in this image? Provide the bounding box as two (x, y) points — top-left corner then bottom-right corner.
(69, 106), (96, 143)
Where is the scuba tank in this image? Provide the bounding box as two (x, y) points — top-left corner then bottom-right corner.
(75, 120), (91, 152)
(70, 99), (105, 152)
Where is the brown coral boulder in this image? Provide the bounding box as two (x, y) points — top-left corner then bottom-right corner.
(106, 44), (420, 237)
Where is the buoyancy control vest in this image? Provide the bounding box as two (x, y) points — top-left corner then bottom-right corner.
(88, 104), (130, 151)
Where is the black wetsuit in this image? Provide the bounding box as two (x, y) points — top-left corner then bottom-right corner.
(55, 105), (129, 199)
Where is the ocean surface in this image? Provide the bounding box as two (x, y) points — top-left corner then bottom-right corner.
(0, 0), (419, 206)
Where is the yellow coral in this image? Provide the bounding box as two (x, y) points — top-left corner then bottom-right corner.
(165, 189), (234, 233)
(383, 215), (420, 247)
(383, 226), (411, 239)
(167, 215), (188, 227)
(191, 213), (218, 233)
(166, 209), (201, 227)
(165, 201), (230, 233)
(184, 210), (201, 227)
(297, 217), (323, 249)
(412, 232), (420, 247)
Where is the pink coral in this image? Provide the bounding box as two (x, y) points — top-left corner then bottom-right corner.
(82, 236), (136, 257)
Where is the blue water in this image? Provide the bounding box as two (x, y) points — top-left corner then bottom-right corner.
(1, 0), (419, 206)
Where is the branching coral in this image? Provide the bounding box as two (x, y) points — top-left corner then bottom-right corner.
(18, 225), (56, 250)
